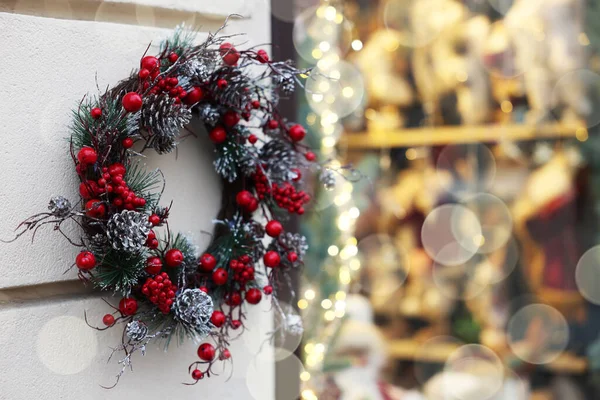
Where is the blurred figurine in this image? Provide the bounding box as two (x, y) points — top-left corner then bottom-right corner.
(322, 295), (424, 400)
(505, 0), (591, 124)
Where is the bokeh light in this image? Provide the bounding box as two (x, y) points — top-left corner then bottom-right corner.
(551, 69), (600, 129)
(575, 245), (600, 305)
(414, 335), (464, 385)
(507, 304), (569, 365)
(36, 316), (98, 375)
(422, 204), (482, 266)
(462, 193), (513, 254)
(305, 61), (365, 118)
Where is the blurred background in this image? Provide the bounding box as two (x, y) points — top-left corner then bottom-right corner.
(282, 0), (600, 399)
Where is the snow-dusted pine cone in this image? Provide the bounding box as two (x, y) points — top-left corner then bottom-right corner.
(106, 210), (152, 252)
(126, 320), (149, 342)
(172, 289), (214, 338)
(319, 169), (337, 191)
(197, 104), (220, 126)
(48, 196), (71, 217)
(281, 77), (295, 95)
(142, 94), (191, 154)
(259, 139), (298, 183)
(271, 232), (308, 261)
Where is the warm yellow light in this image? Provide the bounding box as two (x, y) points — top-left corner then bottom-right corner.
(473, 234), (485, 247)
(576, 127), (589, 142)
(350, 258), (361, 270)
(323, 124), (335, 135)
(334, 192), (351, 206)
(342, 86), (354, 98)
(456, 71), (468, 83)
(328, 245), (339, 256)
(324, 310), (336, 321)
(300, 371), (311, 382)
(337, 214), (351, 231)
(304, 342), (315, 353)
(330, 70), (341, 80)
(352, 39), (363, 51)
(298, 299), (309, 309)
(324, 6), (337, 21)
(305, 289), (316, 300)
(335, 309), (346, 318)
(501, 100), (513, 113)
(302, 389), (317, 400)
(306, 113), (317, 126)
(365, 108), (377, 120)
(319, 41), (331, 52)
(346, 237), (358, 246)
(335, 300), (346, 311)
(322, 137), (337, 148)
(311, 94), (324, 103)
(319, 81), (331, 92)
(349, 207), (360, 218)
(339, 267), (351, 284)
(311, 48), (323, 60)
(315, 343), (325, 353)
(316, 6), (326, 18)
(334, 12), (344, 24)
(321, 299), (333, 309)
(406, 148), (417, 160)
(335, 291), (347, 301)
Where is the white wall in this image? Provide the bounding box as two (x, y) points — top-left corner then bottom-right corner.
(0, 1), (274, 399)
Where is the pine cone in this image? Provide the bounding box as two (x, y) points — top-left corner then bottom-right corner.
(173, 289), (214, 338)
(106, 210), (152, 252)
(285, 314), (304, 336)
(259, 139), (298, 183)
(271, 232), (308, 260)
(126, 320), (149, 342)
(319, 169), (336, 190)
(182, 59), (214, 82)
(197, 104), (220, 126)
(142, 94), (191, 154)
(281, 77), (295, 95)
(48, 196), (71, 217)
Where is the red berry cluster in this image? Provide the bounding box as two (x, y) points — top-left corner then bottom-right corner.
(252, 168), (310, 215)
(141, 272), (177, 314)
(229, 255), (255, 285)
(97, 162), (146, 211)
(235, 190), (259, 213)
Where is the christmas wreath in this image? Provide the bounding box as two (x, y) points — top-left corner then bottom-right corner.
(9, 22), (331, 386)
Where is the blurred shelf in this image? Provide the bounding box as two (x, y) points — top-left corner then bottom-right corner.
(340, 123), (588, 149)
(388, 339), (588, 374)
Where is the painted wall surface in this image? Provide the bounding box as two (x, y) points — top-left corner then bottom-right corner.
(0, 1), (274, 399)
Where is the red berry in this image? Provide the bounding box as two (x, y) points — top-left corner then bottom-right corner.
(79, 181), (99, 199)
(265, 220), (283, 237)
(191, 369), (204, 380)
(122, 137), (134, 149)
(197, 343), (216, 361)
(223, 110), (240, 127)
(210, 311), (226, 327)
(199, 286), (209, 293)
(108, 162), (127, 177)
(287, 252), (298, 263)
(148, 214), (161, 226)
(165, 248), (184, 268)
(263, 251), (281, 268)
(168, 52), (179, 63)
(226, 292), (242, 306)
(231, 320), (242, 329)
(85, 199), (106, 218)
(220, 348), (232, 360)
(247, 198), (259, 213)
(251, 100), (261, 109)
(209, 126), (227, 144)
(212, 268), (228, 285)
(291, 168), (302, 181)
(122, 92), (143, 113)
(183, 86), (204, 105)
(263, 285), (273, 295)
(248, 134), (258, 144)
(305, 151), (317, 162)
(146, 256), (163, 275)
(75, 251), (96, 270)
(102, 314), (115, 326)
(267, 120), (279, 130)
(220, 43), (240, 66)
(141, 56), (159, 72)
(90, 107), (102, 119)
(289, 124), (306, 142)
(245, 288), (262, 305)
(217, 79), (228, 89)
(138, 68), (150, 79)
(77, 147), (98, 165)
(236, 190), (254, 207)
(256, 49), (269, 63)
(199, 253), (217, 272)
(119, 297), (138, 316)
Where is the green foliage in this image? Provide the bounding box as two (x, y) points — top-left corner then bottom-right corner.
(124, 162), (163, 211)
(160, 24), (197, 56)
(214, 140), (245, 182)
(93, 249), (146, 295)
